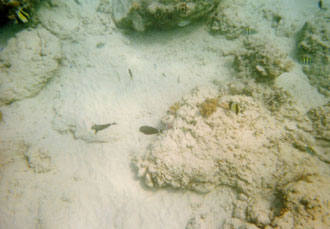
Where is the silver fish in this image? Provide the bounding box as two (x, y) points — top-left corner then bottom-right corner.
(91, 122), (116, 134)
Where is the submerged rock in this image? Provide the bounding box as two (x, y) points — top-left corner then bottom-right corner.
(111, 0), (220, 31)
(0, 26), (61, 105)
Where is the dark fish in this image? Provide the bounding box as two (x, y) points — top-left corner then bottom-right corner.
(139, 126), (160, 135)
(128, 68), (133, 80)
(91, 122), (116, 134)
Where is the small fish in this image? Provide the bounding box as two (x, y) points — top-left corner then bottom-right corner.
(242, 27), (257, 35)
(305, 146), (316, 156)
(128, 68), (133, 80)
(139, 126), (160, 135)
(16, 8), (30, 23)
(178, 20), (191, 27)
(229, 102), (240, 115)
(318, 0), (323, 9)
(300, 56), (312, 65)
(91, 122), (116, 134)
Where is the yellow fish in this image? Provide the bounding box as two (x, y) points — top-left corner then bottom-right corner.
(229, 102), (240, 115)
(16, 8), (30, 23)
(300, 56), (312, 64)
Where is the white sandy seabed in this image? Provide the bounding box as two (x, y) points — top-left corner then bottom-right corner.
(0, 0), (329, 228)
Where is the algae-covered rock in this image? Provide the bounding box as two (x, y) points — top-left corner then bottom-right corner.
(233, 38), (293, 83)
(112, 0), (220, 31)
(297, 9), (330, 96)
(0, 26), (61, 105)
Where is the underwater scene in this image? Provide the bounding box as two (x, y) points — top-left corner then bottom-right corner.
(0, 0), (329, 228)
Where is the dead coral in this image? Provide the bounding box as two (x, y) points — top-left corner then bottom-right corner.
(233, 38), (293, 83)
(307, 102), (330, 141)
(296, 9), (330, 96)
(306, 103), (330, 163)
(207, 0), (253, 40)
(198, 97), (219, 118)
